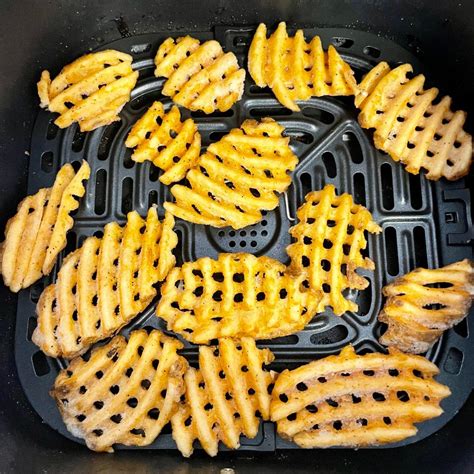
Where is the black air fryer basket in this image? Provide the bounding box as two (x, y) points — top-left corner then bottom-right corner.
(1, 1), (473, 472)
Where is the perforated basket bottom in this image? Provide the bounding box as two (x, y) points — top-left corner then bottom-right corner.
(15, 27), (473, 452)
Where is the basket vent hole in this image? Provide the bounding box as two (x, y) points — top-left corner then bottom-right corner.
(98, 121), (121, 161)
(444, 347), (463, 375)
(191, 109), (234, 118)
(72, 127), (86, 152)
(148, 190), (158, 208)
(284, 130), (314, 144)
(27, 317), (37, 341)
(322, 152), (337, 178)
(65, 231), (77, 255)
(29, 281), (44, 304)
(384, 227), (399, 276)
(408, 173), (423, 210)
(453, 318), (468, 338)
(121, 177), (134, 214)
(310, 325), (348, 345)
(413, 226), (427, 268)
(208, 131), (229, 142)
(149, 165), (160, 182)
(344, 132), (363, 164)
(363, 46), (381, 58)
(249, 107), (291, 118)
(302, 107), (335, 124)
(300, 172), (312, 198)
(331, 37), (354, 48)
(46, 120), (59, 140)
(41, 151), (54, 173)
(259, 335), (299, 345)
(381, 163), (394, 210)
(357, 279), (372, 316)
(94, 169), (107, 215)
(248, 84), (272, 95)
(353, 172), (366, 206)
(32, 351), (50, 377)
(130, 91), (164, 111)
(123, 150), (135, 169)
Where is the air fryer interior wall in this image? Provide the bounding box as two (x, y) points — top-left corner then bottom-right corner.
(0, 1), (473, 472)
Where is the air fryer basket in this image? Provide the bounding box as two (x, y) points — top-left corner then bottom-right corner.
(1, 1), (473, 472)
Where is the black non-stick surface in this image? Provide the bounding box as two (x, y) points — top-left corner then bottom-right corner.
(13, 26), (474, 453)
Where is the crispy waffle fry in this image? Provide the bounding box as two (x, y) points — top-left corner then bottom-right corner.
(38, 50), (138, 132)
(379, 259), (474, 354)
(171, 338), (274, 457)
(125, 102), (201, 185)
(248, 22), (358, 111)
(33, 209), (178, 358)
(355, 62), (473, 180)
(164, 117), (298, 229)
(0, 161), (90, 292)
(271, 345), (450, 448)
(154, 36), (245, 114)
(287, 184), (381, 315)
(51, 329), (187, 452)
(156, 253), (321, 344)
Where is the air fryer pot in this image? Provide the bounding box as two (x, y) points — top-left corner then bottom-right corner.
(0, 1), (472, 472)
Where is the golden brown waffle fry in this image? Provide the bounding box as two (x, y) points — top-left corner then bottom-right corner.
(355, 62), (472, 180)
(125, 101), (201, 185)
(154, 36), (245, 114)
(0, 161), (90, 292)
(38, 50), (138, 132)
(379, 259), (474, 354)
(51, 329), (187, 452)
(32, 209), (178, 359)
(287, 184), (381, 316)
(164, 117), (298, 229)
(248, 22), (358, 111)
(156, 252), (321, 344)
(171, 337), (274, 457)
(271, 345), (450, 448)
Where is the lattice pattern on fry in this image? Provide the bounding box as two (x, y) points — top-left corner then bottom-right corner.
(355, 62), (473, 180)
(156, 252), (321, 344)
(51, 329), (187, 452)
(379, 259), (474, 354)
(248, 22), (358, 111)
(33, 209), (178, 359)
(171, 338), (274, 457)
(271, 345), (450, 448)
(125, 101), (201, 185)
(38, 50), (138, 132)
(154, 36), (245, 114)
(164, 117), (298, 229)
(0, 160), (90, 292)
(287, 185), (381, 316)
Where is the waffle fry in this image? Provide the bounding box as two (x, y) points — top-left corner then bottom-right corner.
(355, 62), (473, 180)
(271, 345), (450, 448)
(287, 185), (381, 315)
(38, 50), (138, 132)
(51, 329), (187, 452)
(154, 36), (245, 114)
(164, 117), (298, 229)
(248, 22), (358, 111)
(171, 338), (274, 457)
(379, 259), (474, 354)
(0, 161), (90, 292)
(156, 253), (321, 344)
(33, 209), (178, 358)
(125, 102), (201, 185)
